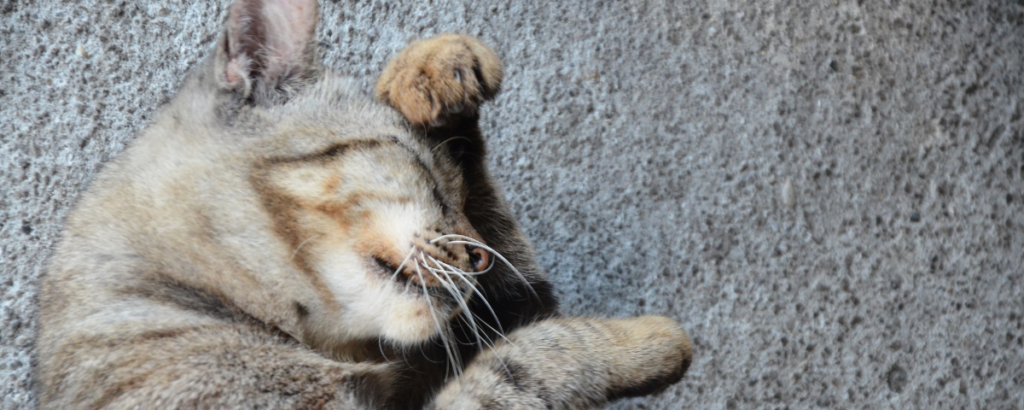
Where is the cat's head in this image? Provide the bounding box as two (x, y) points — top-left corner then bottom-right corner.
(248, 129), (513, 350)
(125, 0), (554, 359)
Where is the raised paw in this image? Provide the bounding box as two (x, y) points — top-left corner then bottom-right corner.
(375, 34), (503, 127)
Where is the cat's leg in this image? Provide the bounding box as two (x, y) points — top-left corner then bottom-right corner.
(376, 34), (503, 127)
(37, 317), (395, 410)
(427, 316), (693, 410)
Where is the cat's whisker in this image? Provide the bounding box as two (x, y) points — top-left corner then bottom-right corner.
(388, 246), (418, 291)
(388, 338), (417, 371)
(471, 311), (517, 349)
(290, 234), (320, 260)
(425, 256), (483, 353)
(428, 256), (507, 338)
(415, 235), (533, 378)
(429, 234), (482, 246)
(421, 253), (466, 310)
(466, 313), (517, 382)
(428, 236), (497, 274)
(441, 239), (542, 305)
(422, 253), (484, 278)
(373, 336), (412, 369)
(424, 255), (479, 314)
(425, 255), (478, 294)
(419, 258), (467, 377)
(442, 326), (461, 378)
(431, 136), (473, 155)
(414, 263), (460, 378)
(427, 255), (517, 371)
(377, 334), (388, 362)
(452, 314), (514, 383)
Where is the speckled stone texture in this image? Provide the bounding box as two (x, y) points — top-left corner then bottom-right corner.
(3, 0), (1023, 408)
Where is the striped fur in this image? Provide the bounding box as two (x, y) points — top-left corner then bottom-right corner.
(35, 1), (692, 408)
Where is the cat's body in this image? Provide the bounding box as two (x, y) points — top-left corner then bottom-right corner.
(35, 1), (692, 408)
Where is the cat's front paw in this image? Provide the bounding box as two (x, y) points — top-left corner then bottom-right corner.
(376, 34), (503, 127)
(601, 316), (694, 400)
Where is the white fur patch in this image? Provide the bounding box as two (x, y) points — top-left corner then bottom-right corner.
(314, 247), (447, 344)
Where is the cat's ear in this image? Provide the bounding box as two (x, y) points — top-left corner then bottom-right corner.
(215, 0), (319, 103)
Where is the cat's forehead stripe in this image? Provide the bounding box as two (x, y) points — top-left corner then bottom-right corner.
(265, 136), (408, 164)
(262, 134), (452, 212)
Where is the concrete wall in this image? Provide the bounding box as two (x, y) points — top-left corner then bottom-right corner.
(2, 0), (1022, 408)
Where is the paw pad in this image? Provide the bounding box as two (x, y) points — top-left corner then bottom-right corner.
(376, 34), (503, 126)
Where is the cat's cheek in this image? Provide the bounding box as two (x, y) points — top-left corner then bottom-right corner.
(312, 251), (390, 339)
(313, 250), (442, 344)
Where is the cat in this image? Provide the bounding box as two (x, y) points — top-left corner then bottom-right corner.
(35, 1), (692, 408)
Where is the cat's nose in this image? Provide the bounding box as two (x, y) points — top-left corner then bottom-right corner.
(466, 245), (492, 273)
(400, 230), (491, 285)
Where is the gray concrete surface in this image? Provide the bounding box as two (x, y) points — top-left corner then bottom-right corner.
(3, 0), (1023, 408)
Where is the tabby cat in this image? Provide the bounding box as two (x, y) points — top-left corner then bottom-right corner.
(35, 0), (692, 408)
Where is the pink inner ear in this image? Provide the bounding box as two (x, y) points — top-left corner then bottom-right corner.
(261, 0), (318, 78)
(226, 0), (318, 85)
(225, 56), (250, 88)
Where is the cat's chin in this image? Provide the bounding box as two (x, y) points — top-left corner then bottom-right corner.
(378, 296), (456, 345)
